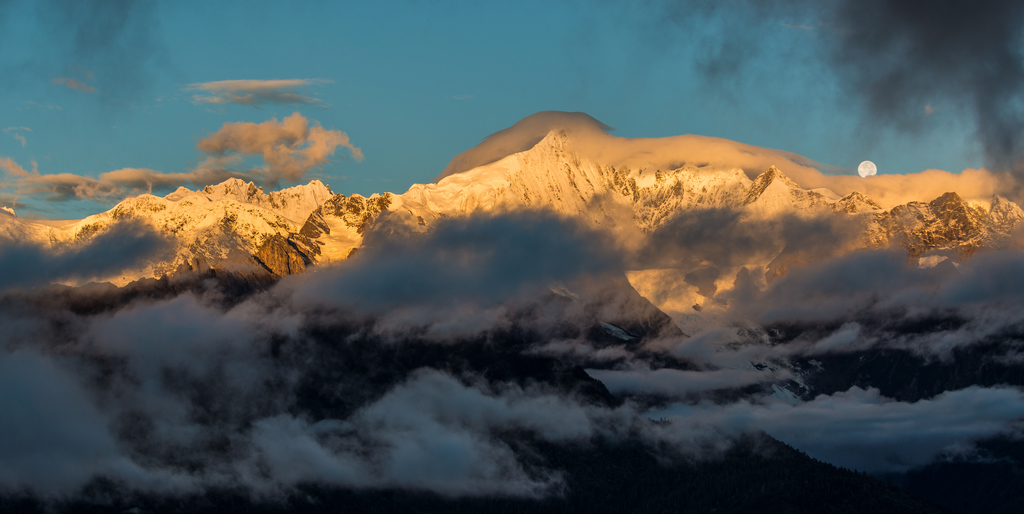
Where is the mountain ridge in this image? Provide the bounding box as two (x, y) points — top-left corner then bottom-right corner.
(2, 129), (1021, 288)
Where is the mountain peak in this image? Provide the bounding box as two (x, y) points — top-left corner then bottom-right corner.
(157, 177), (334, 224)
(833, 191), (882, 213)
(927, 192), (981, 228)
(1, 206), (15, 218)
(990, 195), (1024, 227)
(434, 111), (612, 182)
(745, 166), (799, 204)
(202, 177), (260, 197)
(929, 191), (965, 209)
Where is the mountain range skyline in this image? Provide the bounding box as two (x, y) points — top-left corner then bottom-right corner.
(4, 111), (1021, 291)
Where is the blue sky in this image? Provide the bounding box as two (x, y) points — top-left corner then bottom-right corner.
(0, 1), (988, 218)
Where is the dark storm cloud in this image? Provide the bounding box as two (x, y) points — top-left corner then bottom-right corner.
(655, 0), (1024, 172)
(25, 0), (165, 103)
(826, 0), (1024, 172)
(0, 221), (172, 290)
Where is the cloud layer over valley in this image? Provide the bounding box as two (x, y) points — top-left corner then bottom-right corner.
(3, 203), (1024, 505)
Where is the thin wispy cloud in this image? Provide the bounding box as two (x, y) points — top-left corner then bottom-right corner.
(17, 101), (61, 111)
(52, 76), (96, 93)
(779, 23), (815, 31)
(187, 79), (331, 108)
(3, 127), (31, 147)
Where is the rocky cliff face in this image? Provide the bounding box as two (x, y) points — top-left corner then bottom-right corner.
(255, 234), (311, 276)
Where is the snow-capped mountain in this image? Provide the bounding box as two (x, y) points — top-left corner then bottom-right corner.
(868, 191), (1024, 256)
(369, 129), (1022, 263)
(2, 123), (1021, 288)
(172, 178), (334, 224)
(0, 180), (331, 284)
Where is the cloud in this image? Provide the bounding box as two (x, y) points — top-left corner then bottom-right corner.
(0, 159), (244, 202)
(636, 207), (861, 272)
(750, 249), (925, 324)
(288, 212), (621, 316)
(3, 201), (1024, 502)
(436, 111), (612, 182)
(0, 220), (173, 290)
(6, 155), (1024, 503)
(196, 112), (363, 185)
(0, 165), (214, 202)
(3, 127), (30, 147)
(0, 350), (152, 495)
(18, 101), (62, 111)
(9, 171), (122, 202)
(456, 112), (1020, 209)
(187, 79), (331, 108)
(823, 0), (1024, 173)
(652, 385), (1024, 473)
(650, 0), (1024, 174)
(0, 287), (634, 498)
(0, 113), (358, 202)
(651, 246), (1024, 363)
(25, 0), (166, 103)
(589, 367), (788, 397)
(96, 166), (241, 194)
(0, 156), (31, 177)
(52, 76), (95, 93)
(316, 369), (596, 495)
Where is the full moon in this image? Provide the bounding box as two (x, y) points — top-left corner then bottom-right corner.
(857, 160), (877, 178)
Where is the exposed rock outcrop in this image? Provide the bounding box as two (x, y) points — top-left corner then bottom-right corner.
(255, 234), (311, 277)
